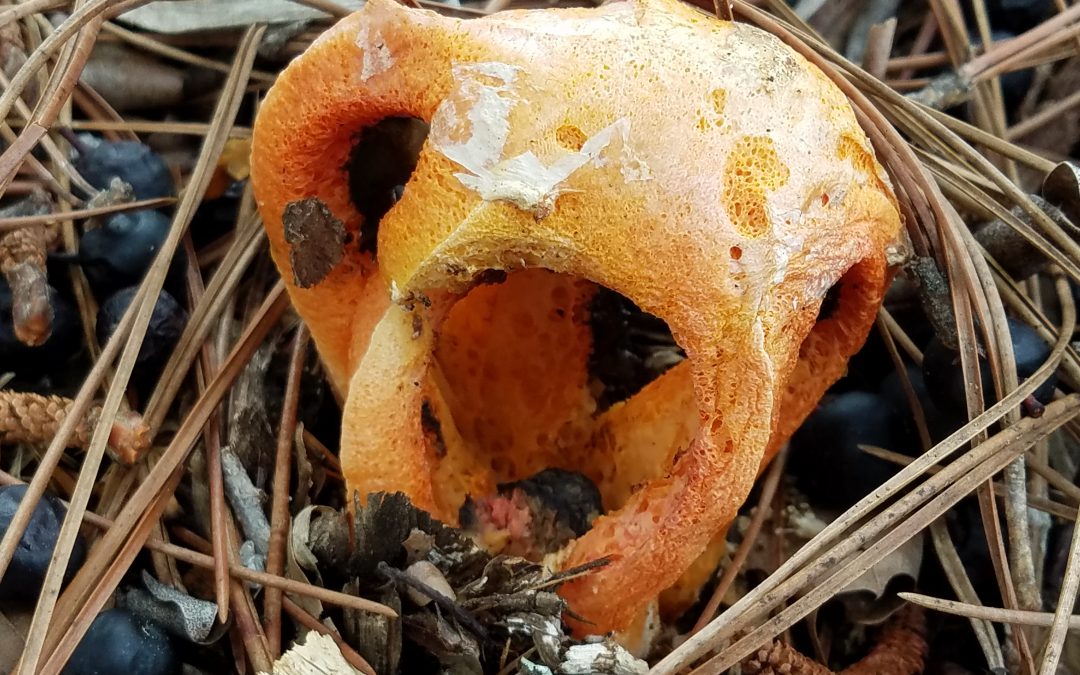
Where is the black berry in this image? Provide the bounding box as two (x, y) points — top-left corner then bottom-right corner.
(62, 608), (178, 675)
(0, 484), (86, 601)
(788, 391), (910, 509)
(96, 287), (187, 382)
(986, 0), (1053, 32)
(78, 210), (171, 293)
(922, 316), (1055, 418)
(75, 141), (174, 201)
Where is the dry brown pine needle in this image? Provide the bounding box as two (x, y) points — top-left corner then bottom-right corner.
(742, 605), (927, 675)
(0, 390), (150, 464)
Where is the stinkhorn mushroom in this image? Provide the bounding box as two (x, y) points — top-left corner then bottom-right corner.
(250, 0), (904, 640)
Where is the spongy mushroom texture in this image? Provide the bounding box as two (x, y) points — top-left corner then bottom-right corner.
(249, 0), (903, 638)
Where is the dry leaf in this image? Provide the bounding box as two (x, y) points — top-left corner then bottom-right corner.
(122, 570), (225, 644)
(260, 632), (361, 675)
(1044, 160), (1080, 227)
(837, 532), (924, 625)
(403, 560), (456, 607)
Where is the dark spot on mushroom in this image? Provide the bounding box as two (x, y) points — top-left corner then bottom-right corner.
(420, 400), (447, 459)
(473, 269), (508, 287)
(282, 197), (346, 288)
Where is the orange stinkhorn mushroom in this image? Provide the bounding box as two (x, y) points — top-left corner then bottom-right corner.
(250, 0), (904, 640)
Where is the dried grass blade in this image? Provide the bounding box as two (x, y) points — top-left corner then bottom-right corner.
(1040, 497), (1080, 672)
(929, 521), (1007, 671)
(182, 233), (231, 622)
(0, 197), (175, 230)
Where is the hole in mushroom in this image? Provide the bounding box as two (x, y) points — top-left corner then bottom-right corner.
(345, 116), (429, 254)
(801, 259), (876, 360)
(778, 257), (885, 441)
(815, 277), (843, 323)
(424, 268), (693, 561)
(589, 287), (685, 411)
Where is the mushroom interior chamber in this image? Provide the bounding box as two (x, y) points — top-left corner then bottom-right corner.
(249, 0), (905, 637)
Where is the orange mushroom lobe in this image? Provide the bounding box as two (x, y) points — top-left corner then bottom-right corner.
(250, 0), (904, 642)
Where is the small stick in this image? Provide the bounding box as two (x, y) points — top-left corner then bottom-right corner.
(1038, 498), (1080, 673)
(861, 18), (897, 81)
(0, 192), (54, 346)
(713, 0), (733, 21)
(301, 427), (341, 472)
(231, 574), (273, 675)
(379, 561), (489, 640)
(265, 326), (310, 656)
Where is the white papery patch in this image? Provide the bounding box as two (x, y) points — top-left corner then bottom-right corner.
(356, 23), (393, 81)
(430, 62), (651, 218)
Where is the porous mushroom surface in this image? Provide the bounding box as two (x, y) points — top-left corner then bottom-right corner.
(250, 0), (904, 637)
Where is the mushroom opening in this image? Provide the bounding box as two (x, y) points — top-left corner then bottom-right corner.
(800, 258), (879, 361)
(345, 116), (429, 254)
(589, 287), (685, 411)
(779, 256), (885, 445)
(424, 267), (694, 560)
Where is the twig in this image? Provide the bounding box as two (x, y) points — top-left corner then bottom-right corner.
(230, 565), (273, 675)
(300, 427), (341, 472)
(861, 18), (896, 80)
(265, 325), (310, 656)
(378, 561), (490, 640)
(0, 191), (54, 346)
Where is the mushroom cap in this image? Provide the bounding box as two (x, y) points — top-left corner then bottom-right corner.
(251, 0), (903, 636)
